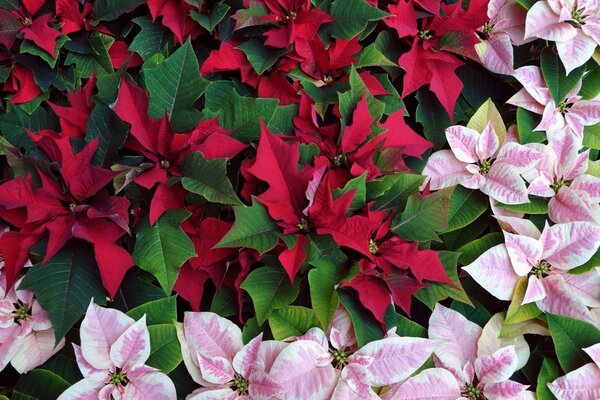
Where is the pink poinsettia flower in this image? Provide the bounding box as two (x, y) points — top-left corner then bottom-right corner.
(475, 0), (532, 74)
(523, 131), (600, 224)
(0, 259), (64, 374)
(507, 66), (600, 140)
(463, 219), (600, 322)
(177, 311), (285, 400)
(524, 0), (600, 73)
(548, 342), (600, 399)
(58, 303), (176, 400)
(383, 305), (533, 400)
(423, 121), (543, 204)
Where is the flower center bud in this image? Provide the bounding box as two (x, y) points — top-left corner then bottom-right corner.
(570, 7), (585, 25)
(108, 368), (129, 387)
(331, 349), (347, 367)
(557, 100), (573, 115)
(322, 75), (333, 85)
(369, 239), (379, 254)
(232, 374), (249, 396)
(533, 260), (551, 278)
(333, 153), (347, 167)
(284, 11), (297, 20)
(462, 384), (485, 400)
(482, 22), (493, 35)
(297, 217), (309, 232)
(160, 160), (170, 169)
(418, 30), (432, 40)
(478, 159), (492, 174)
(12, 300), (31, 324)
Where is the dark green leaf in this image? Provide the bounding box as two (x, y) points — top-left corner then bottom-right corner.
(325, 0), (390, 39)
(308, 259), (340, 329)
(540, 48), (586, 103)
(127, 296), (177, 325)
(210, 287), (238, 317)
(338, 288), (384, 347)
(547, 313), (600, 372)
(20, 36), (69, 69)
(85, 104), (129, 167)
(191, 2), (231, 32)
(93, 0), (145, 22)
(537, 358), (560, 400)
(457, 232), (504, 265)
(416, 88), (452, 150)
(181, 152), (242, 206)
(496, 197), (549, 214)
(445, 187), (488, 232)
(130, 16), (173, 61)
(12, 369), (70, 400)
(268, 306), (320, 339)
(146, 324), (182, 373)
(384, 307), (427, 337)
(237, 39), (290, 75)
(516, 107), (545, 144)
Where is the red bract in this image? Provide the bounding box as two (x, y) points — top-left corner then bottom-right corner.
(3, 63), (40, 104)
(46, 73), (96, 138)
(147, 0), (202, 44)
(294, 37), (361, 83)
(0, 133), (132, 298)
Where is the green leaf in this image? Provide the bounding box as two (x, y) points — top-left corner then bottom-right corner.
(391, 187), (453, 242)
(19, 242), (107, 344)
(130, 16), (173, 61)
(338, 288), (384, 347)
(237, 39), (290, 75)
(111, 271), (167, 313)
(20, 36), (69, 68)
(12, 369), (70, 400)
(64, 32), (114, 78)
(191, 2), (231, 32)
(547, 313), (600, 372)
(355, 42), (397, 68)
(445, 187), (488, 233)
(215, 198), (280, 254)
(516, 107), (545, 144)
(496, 197), (549, 214)
(127, 296), (177, 325)
(203, 82), (279, 142)
(369, 173), (424, 210)
(242, 317), (262, 344)
(0, 106), (57, 152)
(466, 98), (506, 143)
(332, 172), (367, 213)
(85, 104), (129, 167)
(144, 39), (208, 131)
(537, 358), (560, 400)
(505, 277), (542, 324)
(308, 259), (340, 329)
(416, 88), (452, 150)
(93, 0), (145, 22)
(540, 48), (586, 103)
(583, 122), (600, 150)
(40, 346), (83, 384)
(580, 64), (600, 99)
(415, 251), (472, 308)
(515, 0), (537, 9)
(210, 287), (238, 317)
(306, 235), (347, 266)
(132, 210), (196, 295)
(326, 0), (390, 39)
(241, 266), (300, 324)
(457, 232), (504, 265)
(267, 104), (298, 135)
(338, 65), (385, 123)
(450, 299), (492, 327)
(146, 324), (182, 373)
(268, 306), (320, 339)
(181, 151), (243, 206)
(384, 307), (427, 337)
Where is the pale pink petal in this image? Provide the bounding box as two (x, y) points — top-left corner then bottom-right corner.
(331, 378), (378, 400)
(80, 302), (135, 370)
(504, 232), (540, 276)
(270, 340), (338, 400)
(255, 340), (288, 374)
(484, 380), (529, 400)
(557, 32), (597, 74)
(248, 371), (283, 400)
(353, 337), (435, 386)
(537, 274), (594, 322)
(582, 17), (600, 43)
(175, 321), (207, 385)
(422, 150), (471, 190)
(429, 304), (481, 381)
(341, 363), (378, 399)
(389, 368), (462, 400)
(445, 126), (481, 163)
(509, 66), (552, 105)
(56, 378), (105, 400)
(522, 275), (547, 304)
(495, 143), (543, 173)
(528, 175), (556, 198)
(525, 2), (577, 41)
(293, 327), (329, 350)
(477, 122), (500, 160)
(182, 312), (243, 362)
(10, 329), (65, 373)
(535, 102), (564, 132)
(506, 89), (545, 114)
(481, 164), (529, 204)
(126, 363), (158, 381)
(110, 315), (151, 369)
(328, 307), (356, 351)
(73, 344), (104, 378)
(543, 221), (600, 270)
(571, 174), (600, 201)
(559, 268), (600, 307)
(198, 354), (235, 385)
(548, 363), (600, 400)
(29, 301), (52, 331)
(476, 34), (514, 75)
(233, 333), (262, 378)
(478, 313), (530, 370)
(186, 388), (237, 400)
(584, 343), (600, 367)
(122, 370), (176, 400)
(495, 216), (541, 238)
(549, 187), (600, 224)
(0, 326), (23, 371)
(490, 198), (524, 218)
(463, 245), (520, 300)
(475, 346), (518, 384)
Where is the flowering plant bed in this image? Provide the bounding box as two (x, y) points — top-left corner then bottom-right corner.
(0, 0), (599, 398)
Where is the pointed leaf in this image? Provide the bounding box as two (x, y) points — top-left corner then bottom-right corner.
(268, 306), (320, 340)
(12, 369), (70, 400)
(181, 152), (242, 206)
(445, 186), (488, 233)
(466, 98), (507, 143)
(547, 313), (600, 372)
(93, 0), (145, 22)
(326, 0), (390, 39)
(540, 48), (586, 104)
(308, 259), (340, 330)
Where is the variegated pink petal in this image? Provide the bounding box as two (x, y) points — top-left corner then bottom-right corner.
(478, 313), (530, 370)
(445, 126), (480, 163)
(495, 143), (543, 173)
(506, 90), (545, 114)
(522, 275), (547, 304)
(331, 378), (378, 400)
(80, 302), (135, 370)
(389, 368), (462, 400)
(509, 66), (551, 105)
(269, 340), (338, 400)
(484, 380), (529, 400)
(543, 222), (600, 270)
(294, 327), (329, 350)
(233, 333), (262, 378)
(29, 301), (52, 331)
(584, 343), (600, 367)
(475, 346), (518, 384)
(463, 245), (520, 300)
(126, 363), (157, 381)
(328, 307), (357, 351)
(73, 344), (104, 378)
(122, 370), (177, 400)
(0, 326), (23, 371)
(353, 337), (435, 386)
(10, 329), (65, 374)
(255, 340), (288, 374)
(504, 232), (540, 276)
(525, 2), (577, 41)
(481, 164), (529, 204)
(110, 315), (151, 369)
(559, 268), (600, 307)
(56, 378), (105, 400)
(537, 274), (594, 322)
(476, 34), (514, 75)
(582, 17), (600, 44)
(495, 216), (541, 238)
(549, 187), (600, 224)
(477, 122), (500, 160)
(556, 31), (597, 74)
(571, 174), (600, 201)
(429, 304), (481, 380)
(186, 388), (236, 400)
(341, 363), (378, 399)
(182, 312), (243, 362)
(198, 354), (235, 385)
(422, 150), (471, 190)
(175, 321), (207, 385)
(248, 370), (283, 400)
(535, 102), (564, 132)
(548, 363), (600, 400)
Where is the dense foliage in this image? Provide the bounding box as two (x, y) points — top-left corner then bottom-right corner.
(0, 0), (598, 398)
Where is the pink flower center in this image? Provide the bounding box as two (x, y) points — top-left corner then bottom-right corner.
(570, 7), (585, 25)
(369, 239), (379, 254)
(108, 368), (129, 387)
(462, 383), (486, 400)
(297, 217), (309, 232)
(333, 153), (347, 167)
(418, 30), (433, 40)
(12, 300), (31, 324)
(231, 374), (249, 396)
(478, 159), (492, 174)
(331, 348), (348, 368)
(532, 260), (551, 278)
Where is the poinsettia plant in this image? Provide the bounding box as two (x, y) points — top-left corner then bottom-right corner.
(0, 0), (598, 399)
